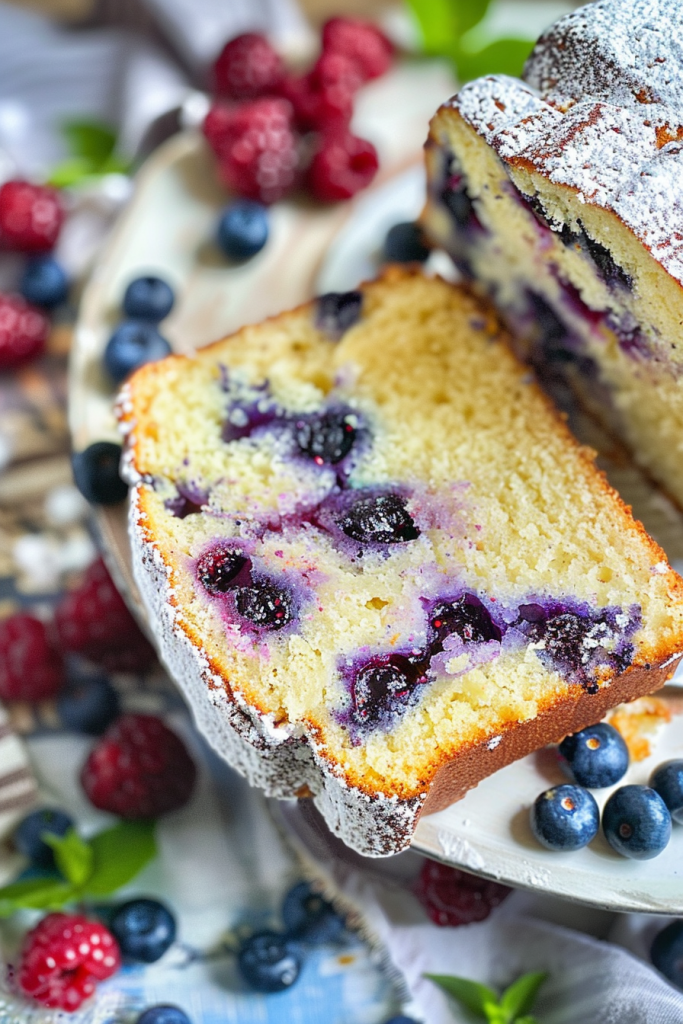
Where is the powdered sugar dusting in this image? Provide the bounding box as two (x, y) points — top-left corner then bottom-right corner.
(525, 0), (683, 122)
(449, 0), (683, 286)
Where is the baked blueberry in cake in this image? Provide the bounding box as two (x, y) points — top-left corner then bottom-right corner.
(421, 0), (683, 507)
(117, 268), (683, 856)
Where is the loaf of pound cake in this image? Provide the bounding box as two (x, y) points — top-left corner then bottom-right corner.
(117, 269), (683, 856)
(421, 0), (683, 507)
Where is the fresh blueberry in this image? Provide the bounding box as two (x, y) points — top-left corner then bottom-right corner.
(602, 785), (671, 859)
(14, 808), (74, 869)
(282, 881), (345, 943)
(316, 291), (363, 339)
(384, 1018), (421, 1024)
(20, 256), (68, 308)
(123, 276), (175, 321)
(197, 546), (248, 594)
(216, 200), (269, 260)
(137, 1007), (191, 1024)
(651, 920), (683, 990)
(104, 320), (171, 383)
(650, 760), (683, 823)
(339, 493), (420, 545)
(57, 676), (120, 735)
(559, 723), (629, 788)
(111, 898), (176, 963)
(383, 222), (430, 264)
(234, 581), (293, 630)
(237, 931), (302, 993)
(72, 441), (128, 504)
(530, 784), (599, 851)
(295, 410), (356, 465)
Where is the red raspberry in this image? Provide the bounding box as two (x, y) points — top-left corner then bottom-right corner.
(0, 614), (63, 702)
(308, 131), (379, 202)
(322, 17), (393, 82)
(0, 180), (64, 253)
(414, 860), (511, 927)
(0, 294), (49, 369)
(281, 52), (362, 132)
(213, 33), (285, 100)
(81, 713), (197, 819)
(18, 912), (121, 1011)
(54, 557), (156, 673)
(203, 97), (298, 205)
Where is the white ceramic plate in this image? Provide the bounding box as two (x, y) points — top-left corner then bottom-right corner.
(69, 63), (683, 914)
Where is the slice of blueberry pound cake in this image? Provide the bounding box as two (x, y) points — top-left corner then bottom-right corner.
(421, 0), (683, 507)
(118, 268), (683, 856)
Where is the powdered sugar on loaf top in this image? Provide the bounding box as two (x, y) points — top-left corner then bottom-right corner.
(446, 0), (683, 286)
(525, 0), (683, 122)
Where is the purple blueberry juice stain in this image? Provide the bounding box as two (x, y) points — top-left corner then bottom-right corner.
(338, 650), (431, 739)
(316, 291), (363, 339)
(193, 539), (303, 636)
(165, 482), (209, 519)
(338, 592), (640, 736)
(429, 593), (501, 651)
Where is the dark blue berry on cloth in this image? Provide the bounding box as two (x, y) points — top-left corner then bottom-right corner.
(216, 199), (269, 260)
(282, 881), (345, 944)
(57, 676), (120, 735)
(71, 441), (127, 504)
(650, 760), (683, 824)
(111, 898), (176, 963)
(383, 222), (430, 264)
(651, 920), (683, 990)
(339, 493), (419, 545)
(20, 255), (69, 308)
(316, 291), (362, 339)
(104, 320), (171, 383)
(559, 722), (629, 788)
(530, 784), (599, 851)
(237, 931), (303, 992)
(602, 785), (671, 859)
(14, 808), (74, 869)
(123, 276), (175, 322)
(137, 1006), (191, 1024)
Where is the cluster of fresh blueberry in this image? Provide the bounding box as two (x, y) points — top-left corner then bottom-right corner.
(531, 722), (683, 860)
(73, 274), (178, 506)
(103, 275), (174, 384)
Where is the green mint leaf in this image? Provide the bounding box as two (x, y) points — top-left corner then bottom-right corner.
(62, 119), (117, 167)
(0, 877), (79, 916)
(454, 37), (535, 82)
(454, 0), (492, 36)
(46, 157), (97, 188)
(500, 972), (547, 1019)
(425, 974), (499, 1018)
(81, 820), (156, 897)
(404, 0), (459, 56)
(43, 828), (94, 887)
